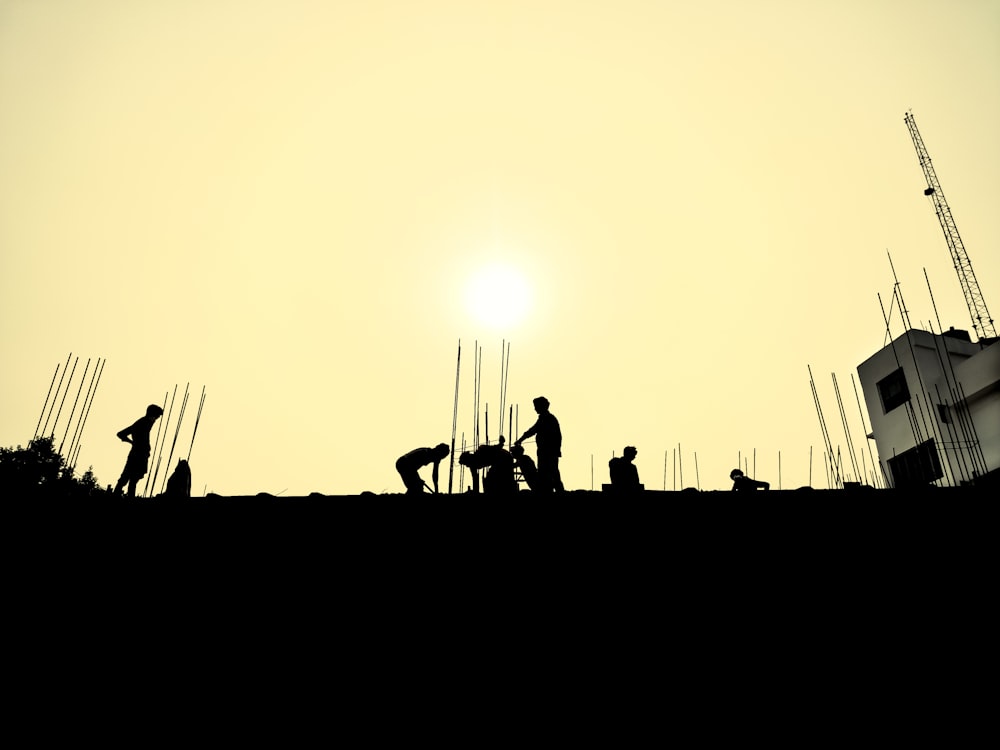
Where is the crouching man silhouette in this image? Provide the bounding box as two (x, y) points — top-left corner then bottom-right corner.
(730, 468), (769, 491)
(396, 443), (450, 495)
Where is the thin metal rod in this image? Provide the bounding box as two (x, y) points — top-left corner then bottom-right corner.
(832, 373), (861, 482)
(42, 353), (73, 438)
(147, 387), (176, 497)
(498, 340), (506, 437)
(160, 383), (190, 495)
(186, 386), (206, 462)
(449, 340), (461, 494)
(34, 363), (60, 441)
(69, 358), (105, 473)
(59, 358), (90, 456)
(49, 356), (78, 441)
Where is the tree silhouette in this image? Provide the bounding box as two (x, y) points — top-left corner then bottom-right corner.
(0, 436), (102, 499)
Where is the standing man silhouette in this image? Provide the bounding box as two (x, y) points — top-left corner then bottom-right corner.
(514, 396), (564, 493)
(396, 443), (450, 495)
(114, 404), (164, 497)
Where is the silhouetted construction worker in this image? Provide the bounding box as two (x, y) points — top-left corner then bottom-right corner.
(511, 443), (538, 492)
(396, 443), (450, 494)
(459, 438), (516, 494)
(730, 468), (769, 491)
(162, 458), (192, 498)
(114, 404), (163, 497)
(609, 446), (642, 492)
(514, 396), (563, 492)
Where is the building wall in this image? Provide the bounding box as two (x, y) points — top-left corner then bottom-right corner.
(857, 330), (996, 487)
(942, 343), (1000, 476)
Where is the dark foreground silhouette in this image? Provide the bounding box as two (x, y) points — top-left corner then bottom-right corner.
(114, 404), (163, 497)
(730, 468), (770, 491)
(395, 443), (449, 494)
(459, 439), (516, 494)
(609, 446), (642, 493)
(514, 396), (564, 493)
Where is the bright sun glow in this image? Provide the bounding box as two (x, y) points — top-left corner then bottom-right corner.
(465, 263), (533, 329)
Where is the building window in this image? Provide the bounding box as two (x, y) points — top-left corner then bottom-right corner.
(937, 403), (953, 425)
(877, 368), (910, 414)
(887, 439), (943, 487)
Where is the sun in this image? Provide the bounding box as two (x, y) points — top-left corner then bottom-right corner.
(465, 263), (533, 330)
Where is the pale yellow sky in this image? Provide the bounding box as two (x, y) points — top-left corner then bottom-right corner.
(2, 0), (998, 495)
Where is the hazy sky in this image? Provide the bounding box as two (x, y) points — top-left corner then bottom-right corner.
(2, 0), (998, 496)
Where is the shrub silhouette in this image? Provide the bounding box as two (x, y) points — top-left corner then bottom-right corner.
(0, 436), (102, 499)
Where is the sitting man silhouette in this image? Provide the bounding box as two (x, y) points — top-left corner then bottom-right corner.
(162, 458), (192, 498)
(114, 403), (164, 497)
(608, 446), (642, 492)
(510, 443), (538, 492)
(396, 443), (450, 494)
(730, 468), (770, 491)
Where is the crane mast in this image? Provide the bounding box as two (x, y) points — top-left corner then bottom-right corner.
(903, 112), (996, 341)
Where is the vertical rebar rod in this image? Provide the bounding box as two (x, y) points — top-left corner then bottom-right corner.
(851, 373), (881, 488)
(832, 373), (861, 482)
(498, 340), (510, 438)
(672, 448), (676, 491)
(68, 357), (103, 470)
(160, 384), (190, 495)
(147, 387), (176, 497)
(503, 343), (511, 433)
(187, 386), (206, 462)
(34, 363), (61, 441)
(41, 352), (73, 438)
(49, 356), (79, 441)
(449, 340), (461, 494)
(58, 358), (90, 456)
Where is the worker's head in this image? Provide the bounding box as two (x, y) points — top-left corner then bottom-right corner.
(146, 404), (164, 419)
(730, 468), (743, 480)
(435, 442), (450, 458)
(510, 444), (524, 457)
(624, 446), (637, 460)
(532, 396), (549, 412)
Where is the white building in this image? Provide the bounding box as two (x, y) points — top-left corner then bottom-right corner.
(857, 328), (999, 488)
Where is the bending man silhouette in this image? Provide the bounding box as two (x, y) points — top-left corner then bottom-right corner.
(609, 446), (641, 492)
(396, 443), (450, 495)
(730, 468), (769, 491)
(514, 396), (564, 493)
(114, 404), (164, 497)
(459, 438), (516, 494)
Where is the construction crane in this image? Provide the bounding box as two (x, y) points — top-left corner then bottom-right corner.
(904, 111), (996, 341)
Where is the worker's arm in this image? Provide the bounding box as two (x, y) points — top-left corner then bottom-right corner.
(516, 421), (539, 445)
(117, 423), (135, 443)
